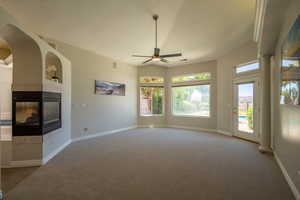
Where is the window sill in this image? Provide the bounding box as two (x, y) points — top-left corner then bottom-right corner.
(140, 115), (164, 117)
(172, 114), (210, 118)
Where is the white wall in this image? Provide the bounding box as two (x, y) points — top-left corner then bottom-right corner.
(137, 44), (258, 132)
(0, 7), (72, 165)
(137, 60), (218, 130)
(42, 53), (72, 160)
(0, 65), (12, 167)
(271, 0), (300, 193)
(52, 41), (138, 140)
(138, 65), (167, 127)
(217, 41), (258, 134)
(166, 61), (218, 130)
(0, 65), (12, 121)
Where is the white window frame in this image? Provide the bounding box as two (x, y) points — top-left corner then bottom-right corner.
(171, 73), (212, 118)
(139, 76), (164, 84)
(139, 86), (165, 117)
(172, 72), (211, 84)
(235, 60), (260, 76)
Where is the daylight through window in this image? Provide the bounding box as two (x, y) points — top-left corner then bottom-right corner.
(172, 85), (210, 117)
(172, 73), (211, 83)
(236, 62), (259, 73)
(140, 77), (164, 83)
(140, 87), (164, 116)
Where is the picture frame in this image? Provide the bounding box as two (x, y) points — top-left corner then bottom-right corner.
(95, 80), (125, 96)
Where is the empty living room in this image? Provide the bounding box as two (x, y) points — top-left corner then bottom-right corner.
(0, 0), (299, 199)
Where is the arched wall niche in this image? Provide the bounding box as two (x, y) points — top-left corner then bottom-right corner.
(0, 24), (43, 91)
(45, 51), (63, 84)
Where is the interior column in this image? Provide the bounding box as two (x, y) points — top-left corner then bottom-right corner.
(258, 54), (272, 153)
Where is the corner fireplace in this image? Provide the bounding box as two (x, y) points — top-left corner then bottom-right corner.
(12, 91), (62, 136)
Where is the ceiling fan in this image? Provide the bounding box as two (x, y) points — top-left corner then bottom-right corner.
(132, 14), (182, 64)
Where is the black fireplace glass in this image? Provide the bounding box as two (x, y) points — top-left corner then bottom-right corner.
(16, 102), (40, 126)
(44, 102), (60, 125)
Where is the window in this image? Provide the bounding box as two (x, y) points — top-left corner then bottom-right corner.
(172, 73), (211, 83)
(172, 85), (210, 117)
(140, 77), (164, 83)
(282, 59), (300, 68)
(236, 62), (259, 73)
(140, 87), (164, 116)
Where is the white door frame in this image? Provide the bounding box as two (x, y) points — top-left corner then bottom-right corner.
(233, 77), (260, 142)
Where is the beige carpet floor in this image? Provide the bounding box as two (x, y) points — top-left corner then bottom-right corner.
(2, 128), (295, 200)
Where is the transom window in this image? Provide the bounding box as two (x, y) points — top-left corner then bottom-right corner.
(236, 62), (259, 74)
(282, 59), (300, 68)
(172, 85), (210, 117)
(139, 77), (164, 83)
(172, 72), (211, 83)
(140, 87), (164, 116)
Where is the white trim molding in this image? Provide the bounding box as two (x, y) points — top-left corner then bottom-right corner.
(2, 126), (234, 169)
(72, 126), (138, 143)
(42, 140), (72, 164)
(9, 160), (43, 168)
(254, 0), (268, 42)
(139, 125), (234, 137)
(274, 152), (300, 200)
(217, 130), (233, 137)
(138, 125), (168, 128)
(167, 125), (217, 133)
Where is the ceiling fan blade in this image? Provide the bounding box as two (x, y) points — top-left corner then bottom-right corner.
(160, 58), (168, 63)
(160, 53), (182, 58)
(143, 58), (153, 64)
(132, 55), (152, 58)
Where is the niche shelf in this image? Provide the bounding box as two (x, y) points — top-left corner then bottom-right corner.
(45, 52), (63, 84)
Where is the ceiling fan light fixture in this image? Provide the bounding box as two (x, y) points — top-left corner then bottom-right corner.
(152, 57), (161, 61)
(132, 14), (183, 64)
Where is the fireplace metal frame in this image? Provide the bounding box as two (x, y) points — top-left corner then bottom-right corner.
(12, 91), (62, 136)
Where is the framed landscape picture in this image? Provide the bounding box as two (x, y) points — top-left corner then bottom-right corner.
(95, 80), (125, 96)
(280, 15), (300, 105)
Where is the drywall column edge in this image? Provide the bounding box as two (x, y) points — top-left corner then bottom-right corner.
(258, 54), (272, 153)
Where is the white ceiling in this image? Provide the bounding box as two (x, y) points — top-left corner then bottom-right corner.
(0, 0), (256, 66)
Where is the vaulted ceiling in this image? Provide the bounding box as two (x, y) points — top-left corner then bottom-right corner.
(0, 0), (256, 66)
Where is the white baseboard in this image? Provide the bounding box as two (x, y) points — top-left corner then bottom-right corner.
(2, 126), (137, 168)
(217, 129), (233, 136)
(1, 126), (232, 169)
(274, 152), (300, 200)
(42, 140), (71, 165)
(138, 125), (233, 137)
(72, 126), (138, 143)
(1, 164), (13, 169)
(138, 125), (168, 128)
(167, 125), (217, 133)
(9, 160), (42, 168)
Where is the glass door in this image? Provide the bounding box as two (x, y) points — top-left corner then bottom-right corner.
(233, 80), (259, 142)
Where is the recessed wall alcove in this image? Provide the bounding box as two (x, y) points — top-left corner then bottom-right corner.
(45, 52), (63, 84)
